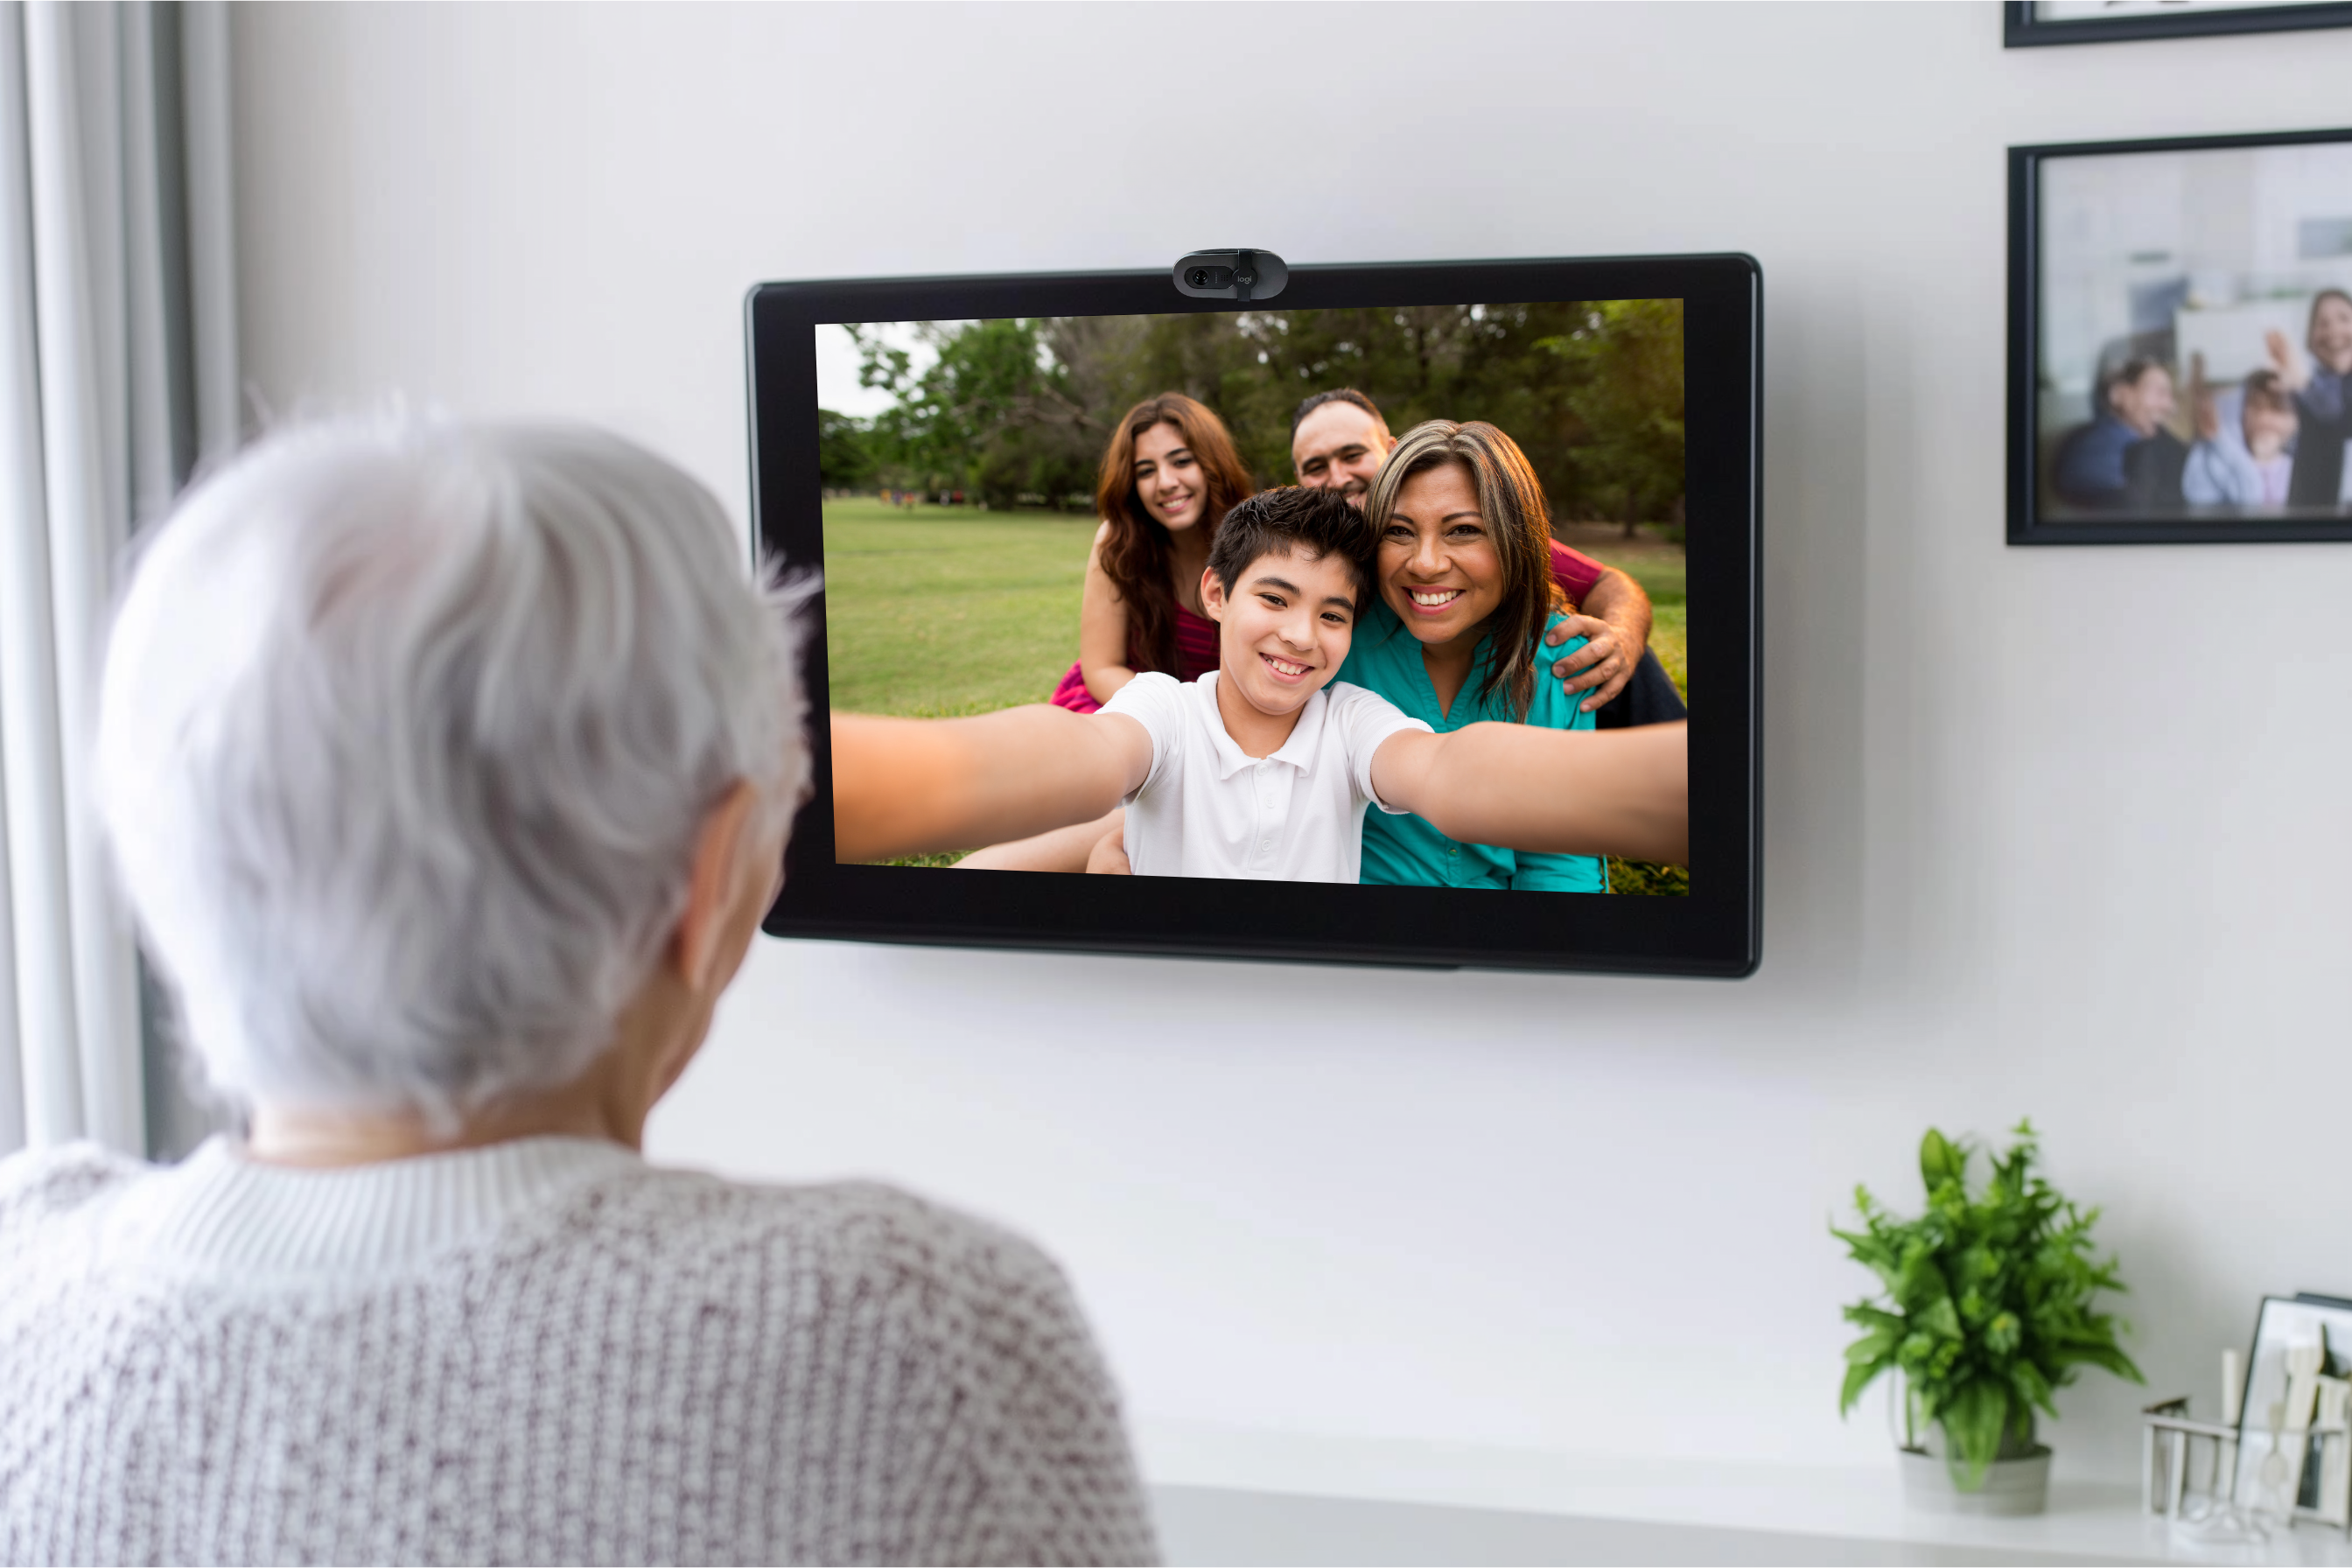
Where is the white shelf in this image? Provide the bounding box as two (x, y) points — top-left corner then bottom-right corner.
(1138, 1421), (2352, 1566)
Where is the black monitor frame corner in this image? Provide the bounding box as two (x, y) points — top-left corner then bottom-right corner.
(748, 253), (1762, 978)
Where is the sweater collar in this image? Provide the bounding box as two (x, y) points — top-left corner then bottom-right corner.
(108, 1134), (644, 1277)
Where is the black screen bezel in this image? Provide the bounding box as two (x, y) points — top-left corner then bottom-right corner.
(748, 254), (1761, 977)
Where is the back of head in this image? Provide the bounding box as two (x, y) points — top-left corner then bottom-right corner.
(1208, 486), (1373, 606)
(97, 416), (808, 1121)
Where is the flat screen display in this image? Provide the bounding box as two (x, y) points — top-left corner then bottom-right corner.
(748, 256), (1760, 975)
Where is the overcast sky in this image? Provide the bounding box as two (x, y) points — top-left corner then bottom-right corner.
(815, 322), (938, 418)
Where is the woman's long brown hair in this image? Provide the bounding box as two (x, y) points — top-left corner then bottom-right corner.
(2310, 288), (2352, 369)
(1092, 394), (1255, 675)
(1363, 419), (1563, 721)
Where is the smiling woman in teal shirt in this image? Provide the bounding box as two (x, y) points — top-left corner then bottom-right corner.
(1335, 419), (1609, 893)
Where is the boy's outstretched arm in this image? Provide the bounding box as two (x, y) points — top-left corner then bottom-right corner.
(831, 707), (1152, 863)
(1369, 721), (1689, 865)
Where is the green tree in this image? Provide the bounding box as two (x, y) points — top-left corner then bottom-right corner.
(1543, 299), (1685, 537)
(852, 319), (1099, 508)
(848, 301), (1684, 526)
(816, 409), (877, 491)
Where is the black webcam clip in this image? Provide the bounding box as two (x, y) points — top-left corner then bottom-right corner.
(1172, 248), (1288, 304)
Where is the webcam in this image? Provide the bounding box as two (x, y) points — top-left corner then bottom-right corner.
(1172, 248), (1288, 304)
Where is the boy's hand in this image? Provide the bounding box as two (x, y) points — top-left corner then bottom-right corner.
(2268, 328), (2312, 392)
(2189, 353), (2221, 441)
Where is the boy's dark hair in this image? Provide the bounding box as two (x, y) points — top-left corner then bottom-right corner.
(2102, 355), (2169, 412)
(1208, 486), (1373, 608)
(2244, 368), (2294, 417)
(1290, 388), (1389, 442)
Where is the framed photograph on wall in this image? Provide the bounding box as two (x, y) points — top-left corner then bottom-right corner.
(2009, 126), (2352, 545)
(2005, 2), (2352, 47)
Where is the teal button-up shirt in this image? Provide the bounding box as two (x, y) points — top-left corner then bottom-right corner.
(1334, 603), (1608, 893)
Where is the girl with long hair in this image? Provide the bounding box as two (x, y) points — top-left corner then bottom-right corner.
(1046, 393), (1256, 711)
(961, 394), (1253, 870)
(1334, 419), (1608, 891)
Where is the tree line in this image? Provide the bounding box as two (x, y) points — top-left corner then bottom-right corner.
(820, 301), (1684, 535)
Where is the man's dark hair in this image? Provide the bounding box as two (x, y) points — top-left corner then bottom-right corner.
(2103, 356), (2169, 410)
(1208, 486), (1374, 608)
(1289, 388), (1389, 442)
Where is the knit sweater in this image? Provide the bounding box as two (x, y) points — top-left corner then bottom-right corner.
(0, 1137), (1158, 1565)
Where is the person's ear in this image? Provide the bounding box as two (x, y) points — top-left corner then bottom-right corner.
(676, 780), (760, 992)
(1201, 566), (1227, 622)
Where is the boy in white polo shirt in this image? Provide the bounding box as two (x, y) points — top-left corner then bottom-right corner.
(828, 487), (1689, 878)
(1096, 488), (1430, 881)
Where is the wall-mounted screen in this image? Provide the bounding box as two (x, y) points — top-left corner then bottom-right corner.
(748, 256), (1760, 975)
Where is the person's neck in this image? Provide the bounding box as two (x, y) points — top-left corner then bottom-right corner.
(1168, 530), (1211, 612)
(248, 1090), (630, 1169)
(1419, 621), (1488, 719)
(1213, 665), (1308, 759)
(2251, 439), (2286, 463)
(245, 974), (700, 1168)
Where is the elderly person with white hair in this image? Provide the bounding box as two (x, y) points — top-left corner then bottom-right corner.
(0, 419), (1158, 1564)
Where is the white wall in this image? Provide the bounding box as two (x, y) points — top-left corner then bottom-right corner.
(231, 1), (2352, 1496)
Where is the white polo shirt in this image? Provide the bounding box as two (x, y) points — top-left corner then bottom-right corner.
(1098, 671), (1432, 882)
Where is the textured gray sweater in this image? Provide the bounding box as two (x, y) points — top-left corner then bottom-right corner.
(0, 1137), (1158, 1564)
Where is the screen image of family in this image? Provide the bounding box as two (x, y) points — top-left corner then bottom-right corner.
(813, 301), (1691, 892)
(2040, 140), (2352, 518)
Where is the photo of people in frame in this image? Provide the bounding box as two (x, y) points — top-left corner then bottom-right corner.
(2037, 138), (2352, 523)
(815, 302), (1691, 893)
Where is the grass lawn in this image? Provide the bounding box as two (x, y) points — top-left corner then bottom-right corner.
(821, 498), (1097, 717)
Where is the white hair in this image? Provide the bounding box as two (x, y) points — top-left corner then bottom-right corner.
(95, 416), (809, 1118)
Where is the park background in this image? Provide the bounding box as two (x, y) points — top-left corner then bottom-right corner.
(816, 303), (1688, 716)
(814, 305), (1690, 885)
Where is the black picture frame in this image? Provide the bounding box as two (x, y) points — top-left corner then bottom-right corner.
(2009, 125), (2352, 546)
(746, 254), (1761, 977)
(2005, 1), (2352, 47)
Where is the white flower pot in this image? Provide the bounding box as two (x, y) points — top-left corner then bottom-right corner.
(1899, 1446), (2052, 1516)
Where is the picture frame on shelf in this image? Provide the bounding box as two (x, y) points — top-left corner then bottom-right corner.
(2008, 126), (2352, 545)
(2005, 1), (2352, 47)
(2230, 1295), (2352, 1526)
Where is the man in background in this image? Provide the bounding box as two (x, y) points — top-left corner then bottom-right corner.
(2054, 357), (2186, 512)
(1289, 388), (1687, 728)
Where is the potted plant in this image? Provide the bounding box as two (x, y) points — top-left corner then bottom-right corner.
(1834, 1121), (2143, 1515)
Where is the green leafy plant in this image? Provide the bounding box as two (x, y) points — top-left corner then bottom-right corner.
(1834, 1121), (2143, 1490)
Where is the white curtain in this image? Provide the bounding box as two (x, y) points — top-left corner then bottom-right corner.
(0, 0), (236, 1158)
